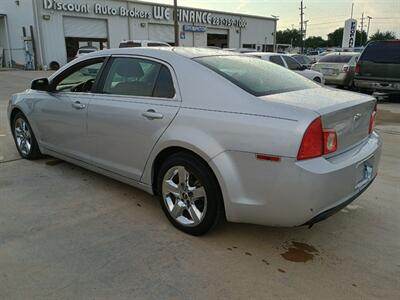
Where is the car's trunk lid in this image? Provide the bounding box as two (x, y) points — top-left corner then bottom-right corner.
(313, 62), (344, 77)
(260, 87), (375, 154)
(357, 60), (400, 82)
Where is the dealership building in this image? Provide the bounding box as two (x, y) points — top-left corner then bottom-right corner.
(0, 0), (277, 69)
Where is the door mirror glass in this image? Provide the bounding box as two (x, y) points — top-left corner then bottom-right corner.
(31, 78), (50, 91)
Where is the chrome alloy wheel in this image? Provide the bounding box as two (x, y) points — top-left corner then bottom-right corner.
(162, 166), (207, 227)
(14, 118), (32, 156)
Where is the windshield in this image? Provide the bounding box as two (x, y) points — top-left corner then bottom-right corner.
(319, 55), (353, 63)
(361, 41), (400, 64)
(194, 56), (317, 97)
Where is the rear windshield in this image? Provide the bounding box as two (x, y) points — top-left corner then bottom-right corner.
(319, 55), (353, 63)
(361, 41), (400, 63)
(293, 55), (312, 64)
(194, 56), (317, 96)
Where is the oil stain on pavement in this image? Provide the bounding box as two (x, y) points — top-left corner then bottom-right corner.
(280, 241), (319, 263)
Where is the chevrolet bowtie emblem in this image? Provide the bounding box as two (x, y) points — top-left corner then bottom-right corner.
(353, 113), (362, 121)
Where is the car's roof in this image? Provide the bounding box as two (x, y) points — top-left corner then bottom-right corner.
(74, 47), (239, 62)
(324, 51), (360, 56)
(119, 39), (169, 44)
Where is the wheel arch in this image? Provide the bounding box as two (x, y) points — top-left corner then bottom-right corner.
(151, 145), (216, 195)
(150, 145), (226, 219)
(9, 107), (24, 128)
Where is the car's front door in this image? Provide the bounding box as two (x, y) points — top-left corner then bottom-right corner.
(87, 56), (180, 181)
(33, 57), (107, 159)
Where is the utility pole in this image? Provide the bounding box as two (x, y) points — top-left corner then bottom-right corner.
(173, 0), (179, 46)
(366, 16), (372, 42)
(351, 2), (354, 19)
(299, 0), (305, 54)
(271, 15), (279, 52)
(360, 12), (364, 46)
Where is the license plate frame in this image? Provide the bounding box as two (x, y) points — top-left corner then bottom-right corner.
(355, 155), (375, 190)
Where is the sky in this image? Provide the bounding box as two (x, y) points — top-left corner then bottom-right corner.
(141, 0), (400, 39)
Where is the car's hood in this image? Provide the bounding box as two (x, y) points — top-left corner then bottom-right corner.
(259, 86), (374, 115)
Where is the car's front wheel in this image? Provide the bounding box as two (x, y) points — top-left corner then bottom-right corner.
(12, 112), (42, 160)
(157, 153), (223, 235)
(313, 77), (321, 83)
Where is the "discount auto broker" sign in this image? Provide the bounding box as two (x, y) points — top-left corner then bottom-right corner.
(43, 0), (248, 28)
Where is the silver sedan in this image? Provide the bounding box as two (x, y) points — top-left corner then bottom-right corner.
(8, 48), (382, 235)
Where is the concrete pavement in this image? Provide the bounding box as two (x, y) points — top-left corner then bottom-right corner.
(0, 71), (399, 299)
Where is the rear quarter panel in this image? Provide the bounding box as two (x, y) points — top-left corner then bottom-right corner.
(140, 57), (319, 186)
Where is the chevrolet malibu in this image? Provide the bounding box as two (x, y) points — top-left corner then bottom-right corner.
(8, 48), (382, 235)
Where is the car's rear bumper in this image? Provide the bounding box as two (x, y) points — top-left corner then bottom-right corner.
(324, 74), (352, 86)
(302, 174), (376, 227)
(211, 131), (382, 227)
(354, 79), (400, 93)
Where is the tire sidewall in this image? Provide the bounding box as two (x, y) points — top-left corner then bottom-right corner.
(12, 112), (40, 160)
(157, 153), (221, 235)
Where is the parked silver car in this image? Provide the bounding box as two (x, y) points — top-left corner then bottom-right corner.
(8, 48), (382, 235)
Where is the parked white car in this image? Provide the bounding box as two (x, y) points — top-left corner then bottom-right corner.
(75, 46), (97, 59)
(119, 40), (171, 48)
(245, 52), (325, 83)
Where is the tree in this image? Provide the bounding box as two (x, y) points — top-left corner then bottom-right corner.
(305, 36), (327, 48)
(276, 29), (302, 47)
(327, 27), (368, 47)
(369, 30), (397, 41)
(327, 28), (343, 47)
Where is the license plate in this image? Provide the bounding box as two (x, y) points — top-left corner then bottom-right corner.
(355, 156), (374, 190)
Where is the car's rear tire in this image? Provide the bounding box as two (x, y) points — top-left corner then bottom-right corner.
(313, 77), (321, 83)
(157, 152), (223, 235)
(11, 112), (42, 160)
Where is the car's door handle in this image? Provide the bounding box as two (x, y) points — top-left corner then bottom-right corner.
(72, 101), (86, 110)
(142, 109), (164, 120)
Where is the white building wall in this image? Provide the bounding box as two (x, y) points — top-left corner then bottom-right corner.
(241, 18), (276, 49)
(0, 0), (35, 67)
(2, 0), (276, 68)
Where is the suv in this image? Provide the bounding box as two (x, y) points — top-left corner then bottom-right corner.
(354, 40), (400, 95)
(119, 40), (171, 48)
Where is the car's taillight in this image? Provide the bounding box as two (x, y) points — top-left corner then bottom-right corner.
(355, 63), (361, 75)
(323, 130), (337, 154)
(342, 64), (350, 73)
(369, 103), (377, 134)
(297, 117), (338, 160)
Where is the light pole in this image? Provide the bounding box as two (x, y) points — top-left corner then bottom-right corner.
(366, 16), (372, 43)
(174, 0), (179, 46)
(271, 15), (279, 52)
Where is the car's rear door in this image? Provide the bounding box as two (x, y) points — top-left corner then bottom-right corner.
(87, 56), (180, 181)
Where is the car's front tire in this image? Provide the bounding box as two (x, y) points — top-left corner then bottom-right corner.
(11, 112), (42, 160)
(157, 152), (223, 235)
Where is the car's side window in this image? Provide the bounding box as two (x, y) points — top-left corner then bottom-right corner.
(54, 60), (105, 93)
(269, 55), (285, 67)
(102, 57), (175, 99)
(282, 56), (302, 70)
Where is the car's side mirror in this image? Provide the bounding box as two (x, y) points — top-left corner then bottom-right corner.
(31, 77), (50, 91)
